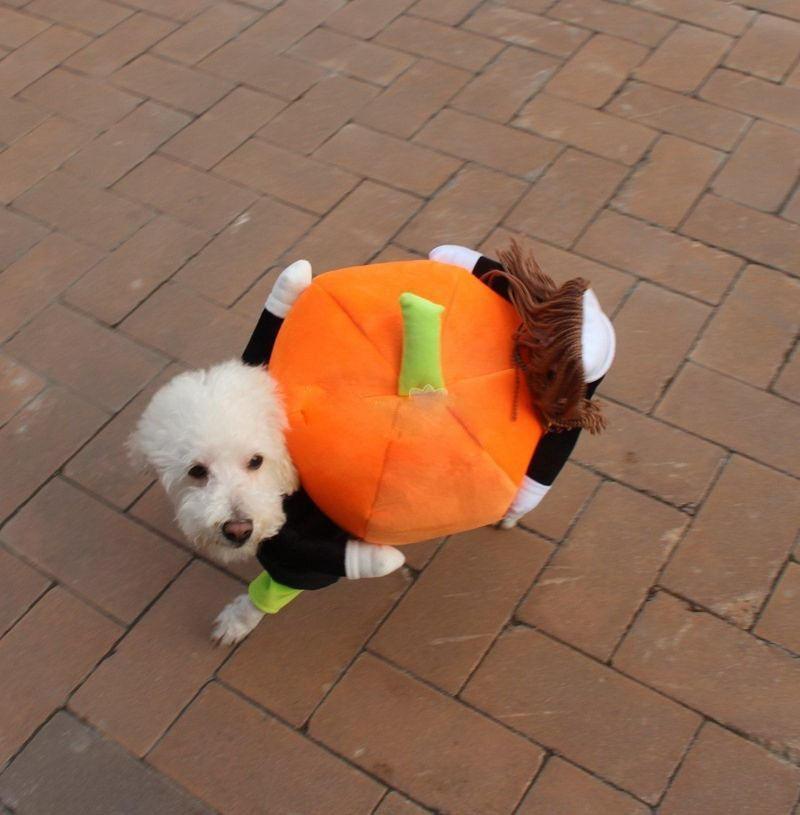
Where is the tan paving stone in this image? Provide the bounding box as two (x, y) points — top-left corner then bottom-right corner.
(410, 0), (482, 24)
(25, 0), (131, 34)
(518, 758), (649, 815)
(289, 28), (415, 85)
(216, 138), (359, 214)
(6, 303), (164, 412)
(756, 563), (800, 654)
(684, 194), (800, 277)
(0, 233), (102, 341)
(463, 626), (700, 803)
(286, 181), (421, 273)
(549, 0), (675, 45)
(113, 54), (233, 115)
(712, 121), (800, 213)
(740, 0), (800, 20)
(575, 399), (726, 507)
(607, 81), (750, 151)
(120, 282), (252, 367)
(613, 135), (723, 229)
(123, 0), (214, 20)
(452, 47), (558, 123)
(659, 722), (800, 815)
(604, 282), (710, 411)
(724, 12), (800, 81)
(0, 386), (107, 521)
(0, 547), (49, 636)
(64, 102), (191, 187)
(544, 34), (648, 108)
(261, 74), (377, 154)
(371, 525), (552, 692)
(198, 38), (327, 100)
(657, 362), (800, 476)
(0, 26), (90, 97)
(692, 265), (800, 388)
(241, 0), (344, 51)
(220, 570), (409, 725)
(0, 117), (93, 204)
(162, 88), (283, 170)
(310, 653), (544, 814)
(22, 68), (141, 130)
(700, 68), (800, 130)
(15, 171), (152, 250)
(65, 13), (177, 76)
(631, 0), (754, 34)
(397, 164), (527, 253)
(0, 8), (49, 49)
(70, 561), (241, 755)
(0, 95), (48, 145)
(775, 346), (800, 402)
(327, 0), (415, 38)
(2, 477), (187, 623)
(615, 591), (800, 761)
(375, 791), (432, 815)
(415, 108), (560, 178)
(377, 13), (504, 69)
(577, 210), (742, 303)
(634, 23), (731, 92)
(0, 208), (50, 271)
(0, 711), (214, 815)
(661, 455), (800, 626)
(505, 148), (627, 246)
(517, 94), (656, 165)
(115, 154), (256, 233)
(150, 682), (384, 815)
(64, 216), (207, 325)
(0, 355), (45, 427)
(152, 2), (259, 64)
(174, 197), (314, 306)
(519, 482), (686, 659)
(0, 588), (121, 765)
(355, 58), (470, 138)
(317, 122), (460, 195)
(465, 4), (589, 56)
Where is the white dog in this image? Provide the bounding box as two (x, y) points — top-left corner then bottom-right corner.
(130, 245), (614, 646)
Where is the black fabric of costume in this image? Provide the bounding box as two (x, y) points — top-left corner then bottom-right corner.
(256, 488), (347, 590)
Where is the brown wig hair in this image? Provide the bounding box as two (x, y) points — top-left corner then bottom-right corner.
(484, 240), (607, 434)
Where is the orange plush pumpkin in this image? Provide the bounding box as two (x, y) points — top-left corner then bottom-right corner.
(269, 260), (544, 545)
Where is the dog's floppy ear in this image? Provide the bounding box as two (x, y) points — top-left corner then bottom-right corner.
(272, 447), (299, 496)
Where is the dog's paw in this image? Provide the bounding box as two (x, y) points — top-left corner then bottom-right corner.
(212, 593), (264, 646)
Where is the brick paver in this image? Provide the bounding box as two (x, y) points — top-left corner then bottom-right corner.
(1, 1), (799, 812)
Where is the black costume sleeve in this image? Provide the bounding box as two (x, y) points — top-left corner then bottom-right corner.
(242, 307), (283, 366)
(526, 377), (603, 485)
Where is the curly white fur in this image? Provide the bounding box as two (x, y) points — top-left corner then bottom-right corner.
(128, 360), (298, 564)
(212, 593), (264, 645)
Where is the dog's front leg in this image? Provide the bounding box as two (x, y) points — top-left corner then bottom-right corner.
(212, 594), (265, 646)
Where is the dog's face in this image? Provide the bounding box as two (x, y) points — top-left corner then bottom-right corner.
(129, 360), (298, 563)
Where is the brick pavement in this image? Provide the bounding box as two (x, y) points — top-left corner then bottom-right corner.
(0, 0), (799, 812)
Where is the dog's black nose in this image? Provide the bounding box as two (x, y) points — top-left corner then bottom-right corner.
(222, 519), (253, 546)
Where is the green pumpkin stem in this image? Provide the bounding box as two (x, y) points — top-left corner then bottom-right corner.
(397, 292), (446, 396)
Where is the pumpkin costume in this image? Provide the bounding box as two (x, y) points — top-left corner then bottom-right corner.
(241, 244), (613, 613)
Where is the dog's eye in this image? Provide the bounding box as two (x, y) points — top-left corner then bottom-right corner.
(248, 454), (263, 471)
(188, 464), (208, 480)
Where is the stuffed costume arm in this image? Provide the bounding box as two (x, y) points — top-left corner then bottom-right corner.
(429, 245), (615, 528)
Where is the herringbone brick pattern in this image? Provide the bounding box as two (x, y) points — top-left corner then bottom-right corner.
(1, 0), (799, 812)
